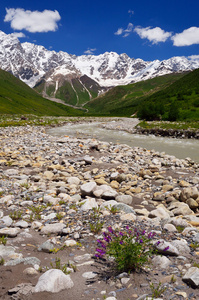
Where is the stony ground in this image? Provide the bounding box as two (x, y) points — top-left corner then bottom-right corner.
(0, 122), (199, 300)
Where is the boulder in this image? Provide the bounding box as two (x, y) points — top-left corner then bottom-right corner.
(34, 269), (74, 293)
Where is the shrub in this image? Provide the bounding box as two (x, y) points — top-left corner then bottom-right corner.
(95, 226), (156, 272)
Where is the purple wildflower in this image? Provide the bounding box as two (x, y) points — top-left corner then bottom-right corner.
(163, 246), (169, 251)
(142, 230), (146, 235)
(119, 231), (124, 236)
(119, 241), (124, 245)
(107, 226), (114, 234)
(156, 241), (161, 246)
(126, 225), (129, 230)
(96, 248), (106, 256)
(140, 239), (143, 243)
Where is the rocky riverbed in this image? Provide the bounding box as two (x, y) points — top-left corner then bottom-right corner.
(0, 125), (199, 300)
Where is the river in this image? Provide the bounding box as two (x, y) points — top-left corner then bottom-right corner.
(47, 122), (199, 163)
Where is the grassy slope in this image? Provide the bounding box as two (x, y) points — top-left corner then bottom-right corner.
(85, 73), (186, 116)
(137, 68), (199, 120)
(0, 69), (84, 116)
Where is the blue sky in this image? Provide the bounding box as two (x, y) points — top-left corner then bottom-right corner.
(0, 0), (199, 61)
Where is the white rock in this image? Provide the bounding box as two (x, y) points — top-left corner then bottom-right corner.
(154, 239), (179, 256)
(80, 181), (97, 196)
(0, 227), (19, 237)
(149, 207), (170, 219)
(0, 195), (14, 205)
(152, 255), (171, 269)
(79, 197), (98, 211)
(82, 271), (97, 279)
(67, 177), (80, 185)
(34, 269), (74, 293)
(64, 240), (77, 247)
(182, 267), (199, 287)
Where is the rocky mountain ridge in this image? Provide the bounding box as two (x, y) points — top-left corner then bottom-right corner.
(0, 30), (199, 105)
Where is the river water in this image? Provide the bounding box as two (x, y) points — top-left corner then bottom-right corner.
(47, 122), (199, 163)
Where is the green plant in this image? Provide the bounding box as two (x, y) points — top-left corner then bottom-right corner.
(0, 236), (7, 245)
(28, 205), (45, 220)
(176, 225), (185, 233)
(150, 282), (167, 298)
(89, 220), (104, 234)
(56, 212), (63, 221)
(193, 262), (199, 268)
(20, 182), (30, 189)
(0, 258), (5, 265)
(106, 205), (120, 214)
(50, 257), (70, 274)
(9, 211), (22, 220)
(190, 242), (199, 250)
(59, 200), (66, 205)
(170, 275), (176, 283)
(95, 226), (156, 272)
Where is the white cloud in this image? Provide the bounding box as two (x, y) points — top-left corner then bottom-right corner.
(11, 32), (26, 38)
(114, 23), (133, 37)
(128, 10), (134, 16)
(172, 27), (199, 46)
(114, 28), (123, 36)
(188, 55), (199, 60)
(134, 26), (172, 44)
(84, 48), (97, 55)
(4, 8), (61, 33)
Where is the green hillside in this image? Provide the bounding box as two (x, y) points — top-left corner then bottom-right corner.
(137, 68), (199, 121)
(85, 73), (186, 116)
(0, 69), (84, 116)
(34, 75), (101, 107)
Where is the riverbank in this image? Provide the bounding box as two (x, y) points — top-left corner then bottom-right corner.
(0, 125), (199, 299)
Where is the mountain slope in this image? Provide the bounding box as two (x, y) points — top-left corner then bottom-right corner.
(85, 72), (186, 116)
(137, 68), (199, 121)
(0, 69), (84, 116)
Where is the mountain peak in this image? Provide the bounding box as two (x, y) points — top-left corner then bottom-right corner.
(0, 30), (199, 88)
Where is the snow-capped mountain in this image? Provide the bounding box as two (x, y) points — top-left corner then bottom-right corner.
(0, 30), (199, 93)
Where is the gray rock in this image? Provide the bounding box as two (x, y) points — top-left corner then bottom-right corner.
(113, 203), (135, 214)
(80, 181), (97, 196)
(40, 223), (66, 235)
(5, 256), (41, 266)
(115, 195), (133, 205)
(0, 227), (19, 237)
(182, 267), (199, 287)
(0, 195), (14, 205)
(38, 240), (55, 252)
(4, 169), (19, 176)
(83, 155), (93, 164)
(82, 271), (97, 279)
(0, 215), (13, 227)
(170, 239), (190, 254)
(34, 269), (74, 293)
(152, 255), (171, 269)
(102, 190), (118, 200)
(15, 220), (29, 228)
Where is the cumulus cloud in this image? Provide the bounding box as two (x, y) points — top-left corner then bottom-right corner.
(84, 48), (97, 55)
(171, 27), (199, 46)
(134, 26), (172, 44)
(4, 8), (61, 33)
(114, 23), (133, 37)
(11, 32), (26, 38)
